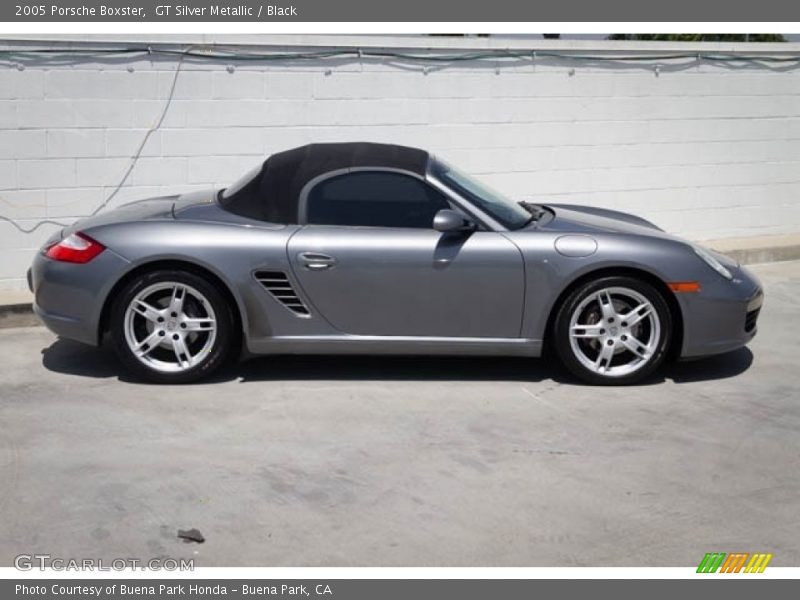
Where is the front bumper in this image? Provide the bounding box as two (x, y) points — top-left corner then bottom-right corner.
(29, 249), (130, 346)
(679, 264), (763, 358)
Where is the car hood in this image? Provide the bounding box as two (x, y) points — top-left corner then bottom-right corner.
(539, 203), (678, 240)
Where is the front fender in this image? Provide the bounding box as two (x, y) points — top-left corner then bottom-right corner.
(506, 230), (712, 349)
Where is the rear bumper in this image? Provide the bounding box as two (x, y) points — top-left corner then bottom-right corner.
(29, 250), (130, 346)
(679, 264), (763, 358)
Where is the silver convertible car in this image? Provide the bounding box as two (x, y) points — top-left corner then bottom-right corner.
(29, 142), (763, 385)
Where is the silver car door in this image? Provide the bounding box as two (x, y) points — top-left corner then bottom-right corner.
(287, 225), (525, 338)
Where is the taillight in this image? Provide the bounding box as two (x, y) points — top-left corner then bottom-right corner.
(45, 233), (105, 264)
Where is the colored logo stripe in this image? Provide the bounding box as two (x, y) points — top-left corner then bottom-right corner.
(719, 553), (749, 573)
(697, 552), (772, 573)
(744, 553), (773, 573)
(697, 553), (726, 573)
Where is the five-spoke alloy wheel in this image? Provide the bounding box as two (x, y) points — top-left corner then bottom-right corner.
(554, 276), (672, 385)
(111, 269), (236, 383)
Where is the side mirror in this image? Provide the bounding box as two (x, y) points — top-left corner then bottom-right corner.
(433, 209), (476, 233)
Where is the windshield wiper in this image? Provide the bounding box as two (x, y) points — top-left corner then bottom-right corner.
(518, 201), (547, 224)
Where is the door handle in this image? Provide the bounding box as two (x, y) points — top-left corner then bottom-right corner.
(298, 252), (337, 270)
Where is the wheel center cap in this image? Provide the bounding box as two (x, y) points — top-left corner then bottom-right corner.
(610, 326), (619, 336)
(167, 321), (176, 330)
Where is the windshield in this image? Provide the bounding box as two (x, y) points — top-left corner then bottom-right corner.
(430, 158), (532, 229)
(220, 163), (262, 200)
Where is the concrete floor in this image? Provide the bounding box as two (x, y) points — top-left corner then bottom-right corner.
(1, 261), (799, 567)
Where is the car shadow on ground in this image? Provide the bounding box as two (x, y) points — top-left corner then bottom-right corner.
(41, 337), (754, 387)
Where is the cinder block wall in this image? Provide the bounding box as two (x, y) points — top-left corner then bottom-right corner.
(1, 35), (799, 290)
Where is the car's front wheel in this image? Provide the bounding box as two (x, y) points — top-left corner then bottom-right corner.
(110, 269), (236, 383)
(554, 276), (672, 385)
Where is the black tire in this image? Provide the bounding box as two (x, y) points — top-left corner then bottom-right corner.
(553, 276), (672, 385)
(110, 269), (236, 384)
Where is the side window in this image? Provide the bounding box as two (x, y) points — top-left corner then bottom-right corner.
(305, 171), (451, 228)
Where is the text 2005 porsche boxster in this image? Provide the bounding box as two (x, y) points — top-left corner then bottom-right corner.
(29, 143), (763, 384)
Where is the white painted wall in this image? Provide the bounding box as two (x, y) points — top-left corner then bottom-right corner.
(1, 35), (799, 290)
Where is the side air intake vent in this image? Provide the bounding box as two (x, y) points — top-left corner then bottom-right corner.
(254, 271), (310, 317)
(744, 307), (760, 333)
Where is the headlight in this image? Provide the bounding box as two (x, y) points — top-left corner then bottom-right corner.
(693, 245), (733, 280)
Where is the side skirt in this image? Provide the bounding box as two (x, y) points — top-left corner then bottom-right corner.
(248, 335), (542, 357)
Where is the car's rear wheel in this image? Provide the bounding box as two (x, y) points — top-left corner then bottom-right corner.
(554, 276), (672, 385)
(110, 269), (235, 383)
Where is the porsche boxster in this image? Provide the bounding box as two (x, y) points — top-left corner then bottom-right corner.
(29, 142), (763, 384)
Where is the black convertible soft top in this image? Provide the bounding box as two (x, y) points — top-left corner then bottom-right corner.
(220, 142), (430, 224)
